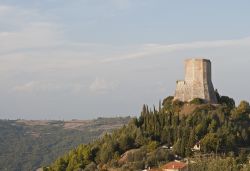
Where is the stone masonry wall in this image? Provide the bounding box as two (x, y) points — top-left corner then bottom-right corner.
(174, 58), (218, 104)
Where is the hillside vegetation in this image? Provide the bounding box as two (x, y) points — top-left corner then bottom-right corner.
(44, 93), (250, 171)
(0, 117), (130, 171)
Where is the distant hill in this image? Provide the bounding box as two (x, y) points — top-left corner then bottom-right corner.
(0, 117), (130, 171)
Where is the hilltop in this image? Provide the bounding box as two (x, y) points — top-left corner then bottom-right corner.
(0, 117), (130, 171)
(44, 93), (250, 171)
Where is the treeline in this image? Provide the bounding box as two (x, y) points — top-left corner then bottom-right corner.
(44, 93), (250, 171)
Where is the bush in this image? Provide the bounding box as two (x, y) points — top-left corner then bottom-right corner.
(190, 98), (205, 105)
(147, 141), (159, 152)
(162, 96), (174, 106)
(162, 96), (174, 111)
(219, 96), (235, 109)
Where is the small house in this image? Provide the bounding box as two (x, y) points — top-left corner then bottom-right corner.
(192, 142), (201, 151)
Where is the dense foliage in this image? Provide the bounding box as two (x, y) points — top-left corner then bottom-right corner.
(45, 94), (250, 171)
(0, 117), (130, 171)
(189, 156), (250, 171)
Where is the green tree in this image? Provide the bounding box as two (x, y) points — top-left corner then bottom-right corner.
(201, 133), (220, 153)
(232, 101), (250, 120)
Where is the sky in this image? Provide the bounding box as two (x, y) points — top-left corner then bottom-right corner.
(0, 0), (250, 120)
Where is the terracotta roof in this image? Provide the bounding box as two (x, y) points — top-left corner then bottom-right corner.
(162, 161), (187, 169)
(149, 168), (162, 171)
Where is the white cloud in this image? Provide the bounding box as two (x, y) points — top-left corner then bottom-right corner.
(0, 3), (64, 54)
(0, 22), (62, 53)
(0, 4), (42, 30)
(0, 4), (101, 74)
(0, 5), (13, 15)
(12, 81), (85, 93)
(101, 37), (250, 62)
(1, 4), (250, 98)
(1, 4), (250, 73)
(89, 78), (117, 94)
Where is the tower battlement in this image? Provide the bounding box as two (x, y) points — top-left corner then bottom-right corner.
(174, 58), (218, 103)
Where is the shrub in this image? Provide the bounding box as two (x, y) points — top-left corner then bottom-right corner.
(190, 98), (205, 105)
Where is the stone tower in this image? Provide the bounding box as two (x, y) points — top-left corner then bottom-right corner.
(174, 58), (218, 104)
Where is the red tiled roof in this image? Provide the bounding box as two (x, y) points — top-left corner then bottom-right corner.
(149, 169), (162, 171)
(162, 161), (187, 169)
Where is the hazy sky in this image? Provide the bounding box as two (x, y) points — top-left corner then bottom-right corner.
(0, 0), (250, 120)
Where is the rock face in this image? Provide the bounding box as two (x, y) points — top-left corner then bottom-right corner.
(174, 58), (218, 104)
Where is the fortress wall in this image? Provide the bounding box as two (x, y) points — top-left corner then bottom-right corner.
(203, 60), (211, 101)
(185, 59), (204, 83)
(190, 59), (205, 100)
(202, 59), (217, 103)
(174, 58), (218, 104)
(174, 81), (185, 101)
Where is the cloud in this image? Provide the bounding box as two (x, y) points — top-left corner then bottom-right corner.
(0, 3), (65, 55)
(101, 37), (250, 62)
(2, 4), (250, 73)
(0, 4), (42, 31)
(1, 4), (250, 98)
(12, 81), (85, 93)
(0, 5), (13, 15)
(0, 22), (62, 53)
(89, 78), (117, 94)
(0, 4), (102, 74)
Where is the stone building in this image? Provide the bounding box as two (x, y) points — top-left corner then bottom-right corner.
(174, 58), (218, 104)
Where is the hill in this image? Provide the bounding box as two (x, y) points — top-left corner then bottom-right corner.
(0, 117), (130, 171)
(44, 93), (250, 171)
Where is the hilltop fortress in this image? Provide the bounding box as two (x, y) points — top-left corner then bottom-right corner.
(174, 58), (218, 104)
